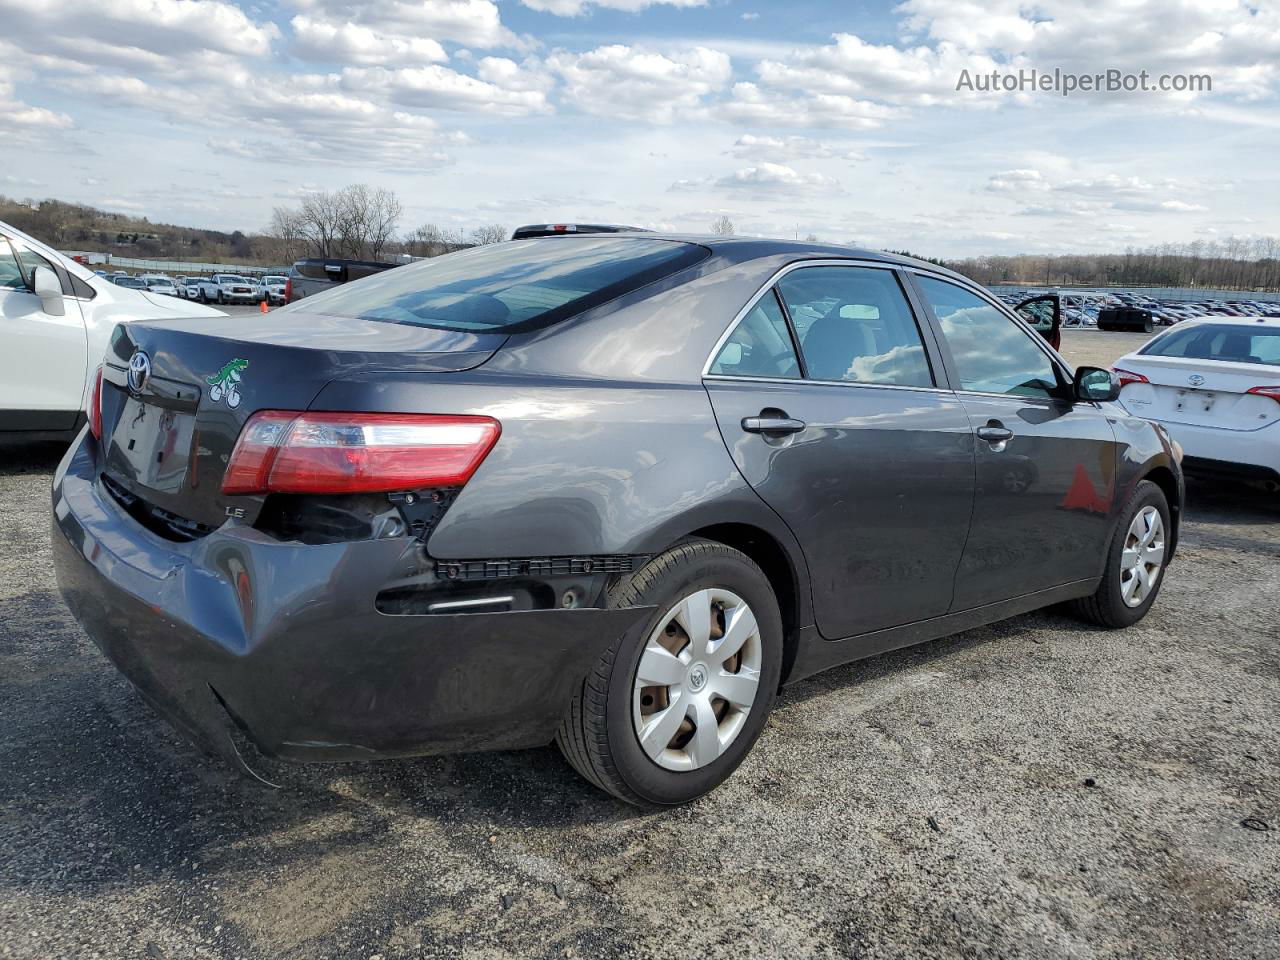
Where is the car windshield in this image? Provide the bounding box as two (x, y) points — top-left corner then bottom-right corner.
(264, 276), (285, 283)
(1140, 324), (1280, 365)
(223, 276), (248, 284)
(277, 237), (709, 333)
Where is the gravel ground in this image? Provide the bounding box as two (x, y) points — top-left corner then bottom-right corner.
(2, 329), (1277, 960)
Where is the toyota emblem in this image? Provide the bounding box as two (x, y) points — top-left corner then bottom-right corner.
(1188, 373), (1205, 387)
(127, 350), (151, 393)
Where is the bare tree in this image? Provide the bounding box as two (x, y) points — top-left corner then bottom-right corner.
(338, 184), (402, 260)
(405, 223), (445, 258)
(711, 215), (735, 236)
(276, 185), (404, 260)
(470, 224), (507, 245)
(267, 206), (306, 262)
(296, 190), (345, 258)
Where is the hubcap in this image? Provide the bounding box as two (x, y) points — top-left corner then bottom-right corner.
(1120, 505), (1165, 608)
(632, 588), (762, 772)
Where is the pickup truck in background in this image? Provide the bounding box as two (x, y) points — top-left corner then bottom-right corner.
(285, 257), (398, 302)
(257, 275), (287, 304)
(189, 274), (260, 305)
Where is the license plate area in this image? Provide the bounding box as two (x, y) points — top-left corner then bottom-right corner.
(1174, 389), (1215, 413)
(106, 397), (197, 494)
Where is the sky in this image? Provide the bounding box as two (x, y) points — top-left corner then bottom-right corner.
(1, 0), (1277, 258)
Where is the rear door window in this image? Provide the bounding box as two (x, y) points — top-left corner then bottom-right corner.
(777, 266), (934, 387)
(708, 290), (800, 379)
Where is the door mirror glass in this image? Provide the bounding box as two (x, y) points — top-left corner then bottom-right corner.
(32, 266), (65, 316)
(1074, 366), (1120, 402)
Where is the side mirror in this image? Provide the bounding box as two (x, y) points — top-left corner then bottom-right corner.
(1074, 366), (1120, 403)
(32, 265), (65, 317)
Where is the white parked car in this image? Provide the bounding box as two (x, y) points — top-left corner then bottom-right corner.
(1114, 317), (1280, 489)
(143, 276), (180, 297)
(257, 274), (287, 304)
(187, 277), (218, 302)
(0, 220), (224, 437)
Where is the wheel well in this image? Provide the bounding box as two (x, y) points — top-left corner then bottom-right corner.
(689, 522), (802, 685)
(1142, 465), (1181, 553)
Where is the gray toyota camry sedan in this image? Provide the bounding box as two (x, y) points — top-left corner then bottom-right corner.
(52, 235), (1183, 806)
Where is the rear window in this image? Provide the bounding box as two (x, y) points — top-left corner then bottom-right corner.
(1141, 324), (1280, 365)
(278, 238), (709, 333)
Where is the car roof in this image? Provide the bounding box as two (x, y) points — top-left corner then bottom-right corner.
(509, 232), (972, 284)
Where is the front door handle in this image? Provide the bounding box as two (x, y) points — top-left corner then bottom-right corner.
(976, 421), (1014, 450)
(742, 414), (806, 436)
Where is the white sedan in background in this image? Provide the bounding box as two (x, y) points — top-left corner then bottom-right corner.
(1, 219), (224, 438)
(1114, 317), (1280, 489)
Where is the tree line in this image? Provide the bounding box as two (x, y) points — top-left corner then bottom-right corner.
(5, 189), (1278, 290)
(944, 237), (1280, 292)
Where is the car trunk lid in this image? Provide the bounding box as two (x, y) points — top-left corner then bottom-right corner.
(97, 313), (506, 532)
(1118, 355), (1280, 431)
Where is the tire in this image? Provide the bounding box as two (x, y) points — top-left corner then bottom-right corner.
(556, 540), (783, 806)
(1070, 480), (1170, 628)
(217, 292), (225, 305)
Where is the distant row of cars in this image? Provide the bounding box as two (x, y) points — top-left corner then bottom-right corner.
(96, 270), (287, 305)
(997, 288), (1280, 327)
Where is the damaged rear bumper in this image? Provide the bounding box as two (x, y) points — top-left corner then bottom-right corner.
(51, 433), (649, 776)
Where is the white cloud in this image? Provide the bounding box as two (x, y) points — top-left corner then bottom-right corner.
(750, 33), (996, 108)
(990, 168), (1211, 218)
(0, 0), (278, 60)
(342, 63), (552, 114)
(291, 15), (448, 65)
(716, 162), (842, 194)
(287, 0), (523, 50)
(986, 169), (1049, 192)
(670, 162), (843, 196)
(548, 45), (732, 122)
(520, 0), (706, 14)
(730, 134), (865, 162)
(723, 82), (901, 129)
(898, 0), (1280, 101)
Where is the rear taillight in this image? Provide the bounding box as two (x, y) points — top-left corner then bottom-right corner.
(222, 412), (501, 495)
(1247, 385), (1280, 404)
(87, 365), (103, 439)
(284, 278), (293, 302)
(1113, 368), (1150, 388)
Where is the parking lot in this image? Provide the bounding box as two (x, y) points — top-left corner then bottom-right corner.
(1, 329), (1277, 960)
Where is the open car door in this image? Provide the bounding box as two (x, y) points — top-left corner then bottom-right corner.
(1015, 294), (1061, 350)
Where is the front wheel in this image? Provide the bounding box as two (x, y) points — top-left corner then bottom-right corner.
(557, 540), (783, 806)
(1070, 479), (1170, 628)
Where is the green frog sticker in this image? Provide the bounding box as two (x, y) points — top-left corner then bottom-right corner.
(206, 358), (249, 409)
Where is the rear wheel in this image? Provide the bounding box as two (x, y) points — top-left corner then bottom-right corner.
(556, 540), (783, 806)
(1071, 480), (1170, 628)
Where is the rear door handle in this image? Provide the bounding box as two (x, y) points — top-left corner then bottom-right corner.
(742, 415), (806, 436)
